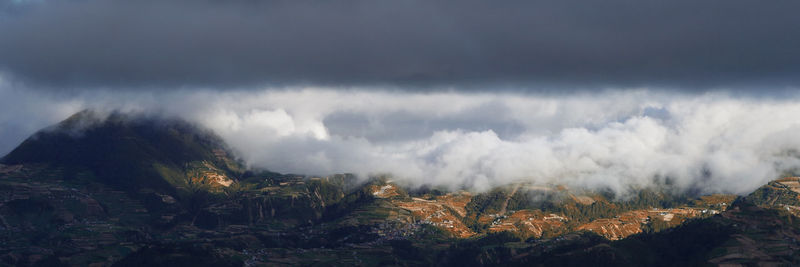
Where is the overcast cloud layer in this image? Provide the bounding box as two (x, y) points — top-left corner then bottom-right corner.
(1, 0), (800, 89)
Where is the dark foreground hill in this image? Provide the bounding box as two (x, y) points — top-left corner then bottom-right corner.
(2, 110), (242, 193)
(1, 110), (799, 266)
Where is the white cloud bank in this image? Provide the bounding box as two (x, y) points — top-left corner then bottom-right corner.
(3, 83), (800, 195)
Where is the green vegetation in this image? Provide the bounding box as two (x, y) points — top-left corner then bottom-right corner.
(748, 181), (800, 207)
(112, 244), (243, 267)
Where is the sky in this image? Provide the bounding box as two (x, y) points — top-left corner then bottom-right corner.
(2, 0), (800, 195)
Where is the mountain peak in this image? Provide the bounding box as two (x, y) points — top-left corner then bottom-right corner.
(2, 110), (242, 193)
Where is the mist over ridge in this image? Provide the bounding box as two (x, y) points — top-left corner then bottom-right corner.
(2, 0), (800, 197)
(4, 85), (800, 196)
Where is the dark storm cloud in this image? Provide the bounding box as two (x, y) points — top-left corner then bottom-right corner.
(0, 0), (799, 89)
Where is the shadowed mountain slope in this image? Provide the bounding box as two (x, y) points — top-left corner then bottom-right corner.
(2, 110), (242, 194)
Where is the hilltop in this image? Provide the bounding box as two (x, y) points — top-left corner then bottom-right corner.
(2, 110), (242, 192)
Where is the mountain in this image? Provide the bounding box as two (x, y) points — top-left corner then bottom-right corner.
(2, 110), (241, 193)
(1, 110), (800, 266)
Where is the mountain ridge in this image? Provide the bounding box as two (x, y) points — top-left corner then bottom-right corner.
(1, 110), (799, 266)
